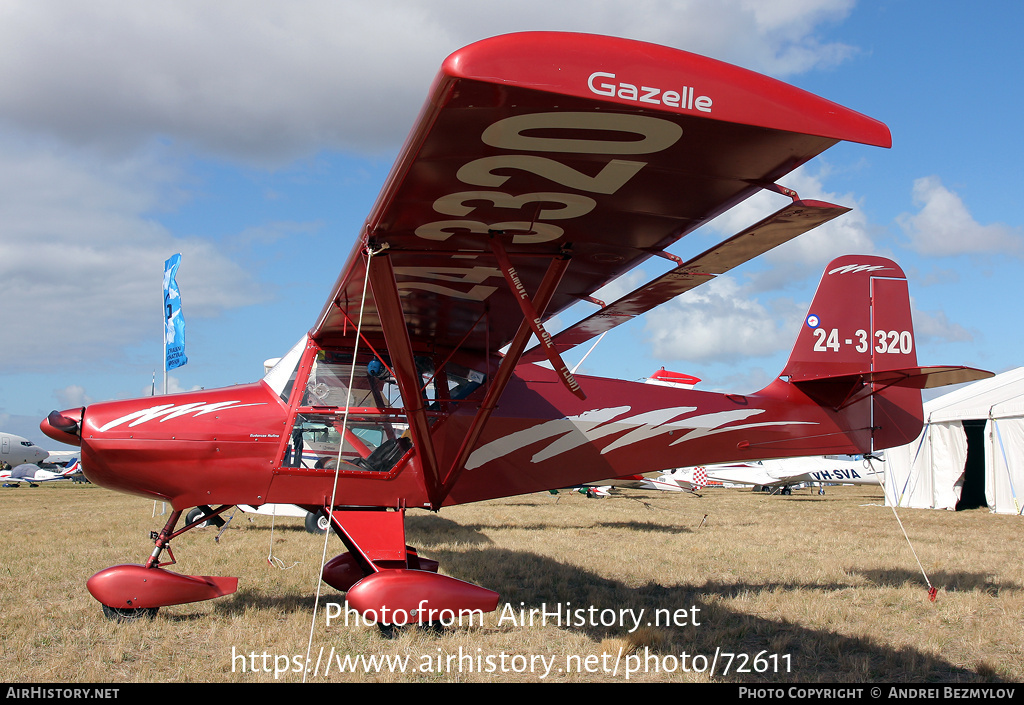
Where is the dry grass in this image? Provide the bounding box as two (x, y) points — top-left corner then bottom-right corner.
(1, 481), (1021, 683)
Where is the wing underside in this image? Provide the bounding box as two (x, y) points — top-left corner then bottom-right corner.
(297, 32), (890, 506)
(310, 32), (890, 369)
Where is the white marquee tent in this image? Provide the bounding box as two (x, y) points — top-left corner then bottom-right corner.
(885, 367), (1024, 515)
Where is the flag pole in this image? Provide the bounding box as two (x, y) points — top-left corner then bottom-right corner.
(163, 327), (168, 396)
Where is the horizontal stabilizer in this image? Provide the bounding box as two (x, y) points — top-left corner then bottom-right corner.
(522, 200), (849, 363)
(794, 365), (993, 409)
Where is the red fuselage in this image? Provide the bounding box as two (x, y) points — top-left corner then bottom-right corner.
(43, 362), (899, 514)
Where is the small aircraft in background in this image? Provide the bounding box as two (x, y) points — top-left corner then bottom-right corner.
(1, 458), (82, 487)
(40, 449), (81, 468)
(582, 467), (709, 496)
(0, 432), (48, 468)
(668, 455), (883, 495)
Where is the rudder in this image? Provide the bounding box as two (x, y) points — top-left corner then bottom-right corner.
(781, 255), (923, 451)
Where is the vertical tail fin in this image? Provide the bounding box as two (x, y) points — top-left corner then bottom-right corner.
(782, 256), (916, 383)
(780, 255), (988, 451)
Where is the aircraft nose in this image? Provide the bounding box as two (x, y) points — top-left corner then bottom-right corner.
(40, 408), (84, 447)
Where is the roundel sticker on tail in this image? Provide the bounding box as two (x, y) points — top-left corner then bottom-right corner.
(806, 314), (820, 328)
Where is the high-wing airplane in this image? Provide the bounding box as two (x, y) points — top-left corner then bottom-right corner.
(40, 32), (990, 624)
(0, 432), (49, 468)
(40, 449), (81, 467)
(185, 503), (331, 534)
(669, 455), (883, 495)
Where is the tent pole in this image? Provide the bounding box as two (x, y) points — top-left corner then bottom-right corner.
(991, 415), (1022, 515)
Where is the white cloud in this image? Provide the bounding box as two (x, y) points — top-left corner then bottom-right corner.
(142, 375), (203, 397)
(911, 305), (974, 345)
(697, 163), (879, 293)
(54, 385), (93, 409)
(0, 141), (265, 371)
(898, 176), (1023, 257)
(644, 275), (803, 363)
(592, 268), (651, 304)
(0, 1), (859, 164)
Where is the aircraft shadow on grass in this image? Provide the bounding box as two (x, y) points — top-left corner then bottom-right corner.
(173, 510), (1013, 681)
(211, 589), (320, 618)
(406, 511), (694, 541)
(420, 547), (1007, 683)
(406, 513), (494, 545)
(591, 520), (691, 535)
(181, 524), (1012, 681)
(855, 568), (1020, 596)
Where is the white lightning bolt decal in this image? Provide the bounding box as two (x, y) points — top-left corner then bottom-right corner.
(467, 404), (821, 468)
(466, 406), (632, 470)
(98, 400), (267, 432)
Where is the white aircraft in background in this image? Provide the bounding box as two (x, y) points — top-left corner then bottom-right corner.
(1, 432), (48, 468)
(184, 501), (330, 535)
(1, 458), (82, 487)
(666, 455), (883, 495)
(40, 449), (80, 467)
(587, 468), (708, 494)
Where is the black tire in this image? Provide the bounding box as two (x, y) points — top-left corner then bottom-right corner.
(102, 604), (158, 622)
(305, 510), (329, 534)
(186, 506), (225, 528)
(377, 622), (405, 639)
(186, 507), (210, 528)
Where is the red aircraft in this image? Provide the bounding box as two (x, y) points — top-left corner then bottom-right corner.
(42, 32), (989, 623)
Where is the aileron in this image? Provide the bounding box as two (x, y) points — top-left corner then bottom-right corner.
(522, 199), (850, 363)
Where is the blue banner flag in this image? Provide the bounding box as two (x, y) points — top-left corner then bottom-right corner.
(163, 254), (188, 371)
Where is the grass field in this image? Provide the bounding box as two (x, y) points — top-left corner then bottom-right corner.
(1, 480), (1020, 683)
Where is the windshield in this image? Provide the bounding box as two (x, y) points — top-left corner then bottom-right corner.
(263, 336), (307, 401)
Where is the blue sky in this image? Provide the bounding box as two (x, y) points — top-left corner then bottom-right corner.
(1, 1), (1021, 448)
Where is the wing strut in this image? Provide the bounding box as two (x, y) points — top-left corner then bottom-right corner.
(439, 251), (572, 503)
(365, 251), (444, 506)
(490, 236), (585, 400)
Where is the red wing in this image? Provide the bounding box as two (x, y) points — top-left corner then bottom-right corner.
(310, 32), (890, 372)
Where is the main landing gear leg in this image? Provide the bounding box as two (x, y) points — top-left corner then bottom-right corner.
(320, 508), (499, 635)
(89, 505), (240, 622)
